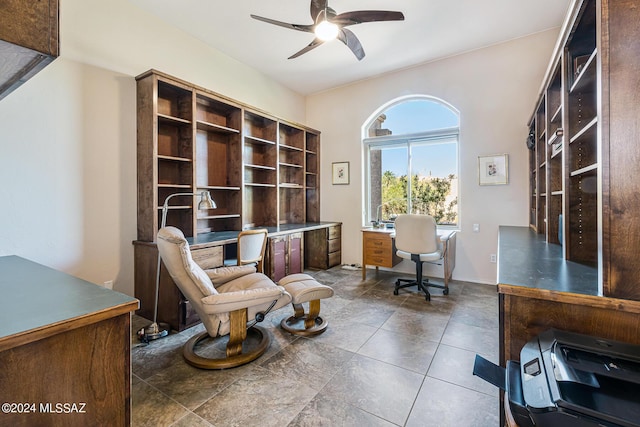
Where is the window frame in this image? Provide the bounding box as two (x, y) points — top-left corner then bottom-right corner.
(363, 124), (460, 229)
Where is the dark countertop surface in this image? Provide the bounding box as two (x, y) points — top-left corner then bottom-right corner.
(497, 226), (598, 296)
(186, 222), (341, 246)
(0, 255), (138, 341)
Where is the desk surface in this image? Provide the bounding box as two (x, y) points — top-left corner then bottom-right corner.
(132, 222), (341, 248)
(497, 226), (598, 296)
(0, 255), (138, 350)
(361, 226), (456, 241)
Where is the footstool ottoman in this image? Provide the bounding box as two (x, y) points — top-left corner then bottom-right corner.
(278, 273), (334, 336)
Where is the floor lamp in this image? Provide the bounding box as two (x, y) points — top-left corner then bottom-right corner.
(138, 190), (217, 342)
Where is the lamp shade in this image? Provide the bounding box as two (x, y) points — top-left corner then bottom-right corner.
(198, 191), (217, 210)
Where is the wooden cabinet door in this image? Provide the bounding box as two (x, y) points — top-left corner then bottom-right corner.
(268, 236), (287, 282)
(288, 232), (303, 275)
(267, 232), (304, 281)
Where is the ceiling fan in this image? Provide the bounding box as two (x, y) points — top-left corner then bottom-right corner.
(250, 0), (405, 61)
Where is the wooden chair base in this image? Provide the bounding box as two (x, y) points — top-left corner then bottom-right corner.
(277, 274), (333, 337)
(280, 300), (328, 336)
(183, 326), (270, 370)
(281, 314), (328, 336)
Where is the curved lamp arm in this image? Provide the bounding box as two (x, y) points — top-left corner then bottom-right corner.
(138, 190), (217, 342)
(160, 191), (216, 229)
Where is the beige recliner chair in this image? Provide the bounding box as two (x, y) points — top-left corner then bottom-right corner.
(157, 226), (292, 369)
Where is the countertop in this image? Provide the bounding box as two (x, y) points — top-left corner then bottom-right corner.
(187, 222), (341, 246)
(0, 255), (138, 345)
(497, 226), (598, 296)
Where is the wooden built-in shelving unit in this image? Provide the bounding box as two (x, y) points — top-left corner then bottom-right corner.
(136, 69), (321, 241)
(135, 70), (336, 331)
(526, 0), (640, 300)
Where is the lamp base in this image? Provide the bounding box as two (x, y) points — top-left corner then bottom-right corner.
(137, 322), (170, 342)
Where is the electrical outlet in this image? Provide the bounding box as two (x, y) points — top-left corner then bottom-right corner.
(490, 254), (497, 263)
(103, 280), (114, 289)
(473, 223), (480, 233)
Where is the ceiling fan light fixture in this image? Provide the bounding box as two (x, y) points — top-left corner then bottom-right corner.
(251, 0), (405, 60)
(315, 20), (339, 41)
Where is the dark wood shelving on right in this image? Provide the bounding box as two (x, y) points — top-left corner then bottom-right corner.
(526, 0), (640, 300)
(507, 2), (640, 422)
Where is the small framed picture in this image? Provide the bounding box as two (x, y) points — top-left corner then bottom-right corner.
(478, 154), (508, 185)
(332, 161), (350, 185)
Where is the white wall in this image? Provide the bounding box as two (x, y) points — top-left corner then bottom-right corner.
(306, 29), (559, 285)
(0, 0), (304, 296)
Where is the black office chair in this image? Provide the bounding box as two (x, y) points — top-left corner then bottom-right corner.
(393, 214), (449, 301)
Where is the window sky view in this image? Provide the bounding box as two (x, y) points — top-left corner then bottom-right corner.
(377, 99), (459, 178)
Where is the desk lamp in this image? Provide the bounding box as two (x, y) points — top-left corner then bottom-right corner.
(138, 191), (216, 342)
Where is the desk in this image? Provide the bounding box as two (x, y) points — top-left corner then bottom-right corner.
(497, 226), (640, 427)
(134, 222), (341, 331)
(361, 228), (456, 284)
(0, 256), (139, 426)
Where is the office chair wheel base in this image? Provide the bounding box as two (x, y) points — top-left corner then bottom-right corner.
(393, 289), (399, 295)
(425, 294), (431, 301)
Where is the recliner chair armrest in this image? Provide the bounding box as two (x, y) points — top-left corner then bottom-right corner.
(200, 286), (290, 314)
(204, 265), (257, 286)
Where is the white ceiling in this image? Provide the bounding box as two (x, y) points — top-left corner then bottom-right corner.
(129, 0), (571, 95)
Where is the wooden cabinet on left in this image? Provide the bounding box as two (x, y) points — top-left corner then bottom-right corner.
(0, 256), (139, 426)
(0, 0), (59, 100)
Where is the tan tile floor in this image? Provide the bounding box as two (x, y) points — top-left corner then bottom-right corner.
(131, 267), (500, 426)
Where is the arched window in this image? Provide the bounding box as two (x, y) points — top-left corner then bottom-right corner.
(363, 96), (460, 227)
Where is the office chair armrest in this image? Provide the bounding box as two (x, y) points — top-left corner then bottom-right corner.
(439, 230), (456, 242)
(204, 265), (257, 285)
(200, 286), (289, 314)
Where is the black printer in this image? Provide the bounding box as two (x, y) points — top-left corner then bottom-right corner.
(474, 329), (640, 427)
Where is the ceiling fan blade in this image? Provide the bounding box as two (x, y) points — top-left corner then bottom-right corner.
(288, 38), (324, 59)
(310, 0), (329, 21)
(250, 15), (313, 33)
(337, 28), (365, 61)
(333, 11), (405, 27)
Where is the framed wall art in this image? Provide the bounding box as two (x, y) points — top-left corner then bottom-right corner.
(332, 161), (350, 185)
(478, 154), (508, 185)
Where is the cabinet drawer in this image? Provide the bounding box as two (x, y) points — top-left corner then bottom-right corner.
(328, 251), (341, 268)
(328, 238), (341, 253)
(328, 225), (341, 240)
(191, 246), (223, 269)
(364, 245), (395, 267)
(365, 246), (390, 259)
(365, 237), (392, 251)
